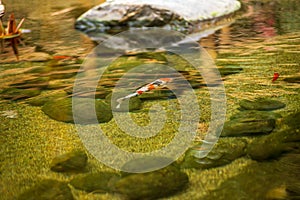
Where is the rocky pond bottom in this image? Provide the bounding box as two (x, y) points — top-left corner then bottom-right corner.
(2, 96), (300, 200)
(18, 102), (300, 200)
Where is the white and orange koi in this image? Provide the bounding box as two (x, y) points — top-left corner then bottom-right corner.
(116, 78), (172, 109)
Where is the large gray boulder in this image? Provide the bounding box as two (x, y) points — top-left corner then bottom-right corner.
(75, 0), (241, 33)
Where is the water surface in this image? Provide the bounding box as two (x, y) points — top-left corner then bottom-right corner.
(0, 0), (300, 199)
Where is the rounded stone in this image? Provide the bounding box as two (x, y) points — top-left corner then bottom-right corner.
(42, 97), (112, 124)
(247, 134), (286, 161)
(239, 98), (286, 111)
(221, 118), (276, 137)
(50, 150), (88, 172)
(18, 179), (74, 200)
(70, 172), (121, 193)
(114, 165), (188, 200)
(181, 138), (247, 169)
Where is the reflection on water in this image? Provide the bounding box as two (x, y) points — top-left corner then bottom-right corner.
(3, 0), (102, 56)
(200, 0), (300, 58)
(0, 0), (299, 92)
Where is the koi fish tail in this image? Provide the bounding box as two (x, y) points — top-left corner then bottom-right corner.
(116, 92), (138, 109)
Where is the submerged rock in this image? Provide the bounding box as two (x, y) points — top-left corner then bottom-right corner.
(219, 108), (293, 139)
(114, 166), (188, 200)
(222, 110), (281, 136)
(70, 172), (121, 193)
(18, 179), (74, 200)
(221, 118), (276, 137)
(239, 98), (286, 111)
(75, 0), (241, 34)
(50, 150), (88, 172)
(282, 111), (300, 130)
(42, 97), (112, 124)
(247, 111), (300, 161)
(247, 133), (287, 161)
(181, 138), (247, 169)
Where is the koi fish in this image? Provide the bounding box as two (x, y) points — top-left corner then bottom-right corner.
(272, 72), (279, 82)
(116, 78), (172, 109)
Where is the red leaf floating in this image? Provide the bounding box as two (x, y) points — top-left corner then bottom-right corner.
(272, 72), (280, 82)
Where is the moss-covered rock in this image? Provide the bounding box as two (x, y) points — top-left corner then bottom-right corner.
(181, 138), (247, 169)
(50, 150), (88, 172)
(282, 111), (300, 130)
(247, 111), (300, 161)
(221, 118), (276, 137)
(18, 179), (74, 200)
(239, 98), (286, 111)
(42, 97), (73, 123)
(221, 110), (281, 137)
(114, 166), (188, 200)
(70, 172), (121, 193)
(106, 91), (142, 112)
(42, 97), (112, 124)
(247, 134), (287, 161)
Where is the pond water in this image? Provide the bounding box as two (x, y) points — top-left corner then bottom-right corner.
(0, 0), (300, 200)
